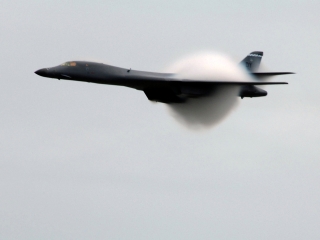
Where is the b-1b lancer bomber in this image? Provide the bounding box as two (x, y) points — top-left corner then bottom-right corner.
(35, 51), (294, 103)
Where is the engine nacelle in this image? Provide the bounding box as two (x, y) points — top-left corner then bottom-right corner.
(144, 88), (186, 103)
(239, 85), (267, 99)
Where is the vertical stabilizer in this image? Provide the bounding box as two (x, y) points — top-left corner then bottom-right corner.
(240, 51), (263, 72)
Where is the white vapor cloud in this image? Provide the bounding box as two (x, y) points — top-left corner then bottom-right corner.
(166, 52), (252, 130)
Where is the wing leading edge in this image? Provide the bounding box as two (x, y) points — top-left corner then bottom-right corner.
(168, 79), (288, 85)
(169, 72), (294, 85)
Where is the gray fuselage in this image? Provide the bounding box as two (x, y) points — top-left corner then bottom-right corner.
(36, 61), (174, 91)
(35, 60), (288, 103)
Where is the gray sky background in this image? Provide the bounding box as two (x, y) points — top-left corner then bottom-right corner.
(1, 0), (320, 239)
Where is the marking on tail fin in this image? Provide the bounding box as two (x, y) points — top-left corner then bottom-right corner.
(240, 51), (263, 72)
(248, 54), (262, 57)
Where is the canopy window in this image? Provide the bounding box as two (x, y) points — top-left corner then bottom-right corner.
(61, 62), (76, 66)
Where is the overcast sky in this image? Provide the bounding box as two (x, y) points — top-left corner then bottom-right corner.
(1, 0), (320, 239)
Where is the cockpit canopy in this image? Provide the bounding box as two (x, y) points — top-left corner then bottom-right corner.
(60, 61), (77, 66)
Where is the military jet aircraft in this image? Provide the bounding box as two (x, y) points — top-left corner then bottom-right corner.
(35, 51), (294, 103)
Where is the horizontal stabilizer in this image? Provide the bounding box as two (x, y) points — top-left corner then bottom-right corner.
(252, 72), (295, 77)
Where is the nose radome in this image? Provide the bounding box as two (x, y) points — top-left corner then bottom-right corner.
(35, 68), (47, 77)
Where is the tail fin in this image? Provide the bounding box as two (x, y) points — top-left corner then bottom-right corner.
(240, 51), (263, 72)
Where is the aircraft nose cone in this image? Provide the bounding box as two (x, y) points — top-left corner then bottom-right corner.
(35, 68), (47, 77)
